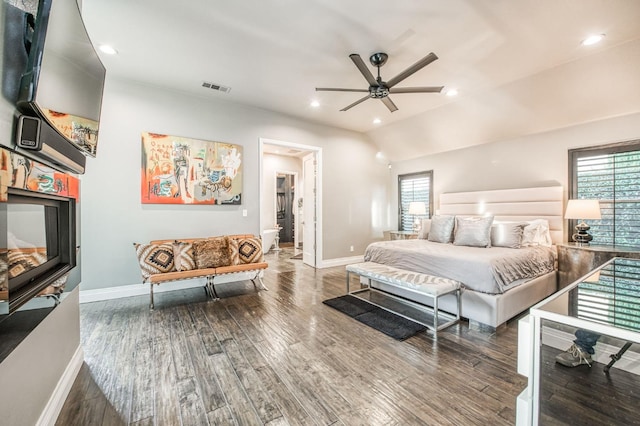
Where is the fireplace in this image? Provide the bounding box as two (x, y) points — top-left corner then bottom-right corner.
(0, 148), (79, 321)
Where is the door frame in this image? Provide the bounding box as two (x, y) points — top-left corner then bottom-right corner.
(259, 138), (322, 268)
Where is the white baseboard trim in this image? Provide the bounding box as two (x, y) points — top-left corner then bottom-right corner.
(80, 270), (264, 304)
(542, 326), (640, 375)
(318, 255), (364, 269)
(37, 345), (84, 426)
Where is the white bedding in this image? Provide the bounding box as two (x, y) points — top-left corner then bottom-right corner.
(363, 239), (557, 294)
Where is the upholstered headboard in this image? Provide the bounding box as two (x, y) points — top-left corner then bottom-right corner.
(438, 186), (564, 244)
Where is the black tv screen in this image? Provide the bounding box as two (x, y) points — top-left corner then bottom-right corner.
(17, 0), (106, 157)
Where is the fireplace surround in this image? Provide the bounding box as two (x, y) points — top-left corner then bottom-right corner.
(0, 147), (79, 321)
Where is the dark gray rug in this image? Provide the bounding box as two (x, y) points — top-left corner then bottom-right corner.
(322, 295), (426, 340)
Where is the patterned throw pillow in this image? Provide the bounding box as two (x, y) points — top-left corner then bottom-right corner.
(173, 241), (196, 271)
(229, 237), (264, 265)
(192, 236), (231, 269)
(133, 243), (175, 279)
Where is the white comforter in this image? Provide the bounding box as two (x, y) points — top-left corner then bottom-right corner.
(363, 239), (556, 294)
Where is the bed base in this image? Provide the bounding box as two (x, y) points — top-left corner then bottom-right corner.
(369, 270), (557, 330)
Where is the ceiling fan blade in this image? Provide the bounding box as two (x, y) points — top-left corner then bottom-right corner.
(340, 95), (370, 112)
(386, 52), (438, 88)
(381, 97), (398, 112)
(316, 88), (369, 93)
(349, 54), (377, 86)
(389, 86), (444, 94)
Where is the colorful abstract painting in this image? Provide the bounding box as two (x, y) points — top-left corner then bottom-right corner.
(141, 132), (242, 205)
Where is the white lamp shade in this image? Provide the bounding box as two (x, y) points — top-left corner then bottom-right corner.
(408, 201), (426, 215)
(565, 199), (601, 220)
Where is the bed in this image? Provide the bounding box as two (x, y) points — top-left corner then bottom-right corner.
(365, 186), (563, 329)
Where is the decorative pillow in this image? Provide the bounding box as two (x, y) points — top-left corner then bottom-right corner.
(427, 215), (455, 244)
(173, 241), (196, 271)
(417, 219), (432, 239)
(453, 216), (494, 247)
(229, 237), (264, 265)
(521, 219), (553, 247)
(491, 222), (527, 249)
(133, 243), (176, 279)
(192, 236), (231, 269)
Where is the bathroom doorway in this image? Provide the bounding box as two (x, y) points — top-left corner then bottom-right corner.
(260, 138), (322, 268)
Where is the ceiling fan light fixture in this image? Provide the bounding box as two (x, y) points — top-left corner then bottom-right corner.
(581, 34), (605, 46)
(445, 88), (458, 97)
(310, 100), (320, 108)
(373, 118), (382, 124)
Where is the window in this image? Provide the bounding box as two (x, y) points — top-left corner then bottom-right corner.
(569, 140), (640, 246)
(398, 171), (433, 231)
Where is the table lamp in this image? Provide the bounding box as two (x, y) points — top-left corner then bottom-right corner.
(564, 199), (601, 245)
(408, 201), (426, 233)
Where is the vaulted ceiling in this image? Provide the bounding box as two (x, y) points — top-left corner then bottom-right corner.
(83, 0), (640, 161)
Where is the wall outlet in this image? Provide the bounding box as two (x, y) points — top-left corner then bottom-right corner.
(350, 245), (354, 252)
(242, 209), (247, 217)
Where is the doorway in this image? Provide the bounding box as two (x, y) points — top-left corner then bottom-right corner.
(260, 138), (322, 268)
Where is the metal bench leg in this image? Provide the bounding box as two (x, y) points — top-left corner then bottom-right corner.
(208, 276), (220, 301)
(150, 283), (155, 311)
(251, 272), (268, 291)
(433, 296), (439, 334)
(346, 271), (351, 294)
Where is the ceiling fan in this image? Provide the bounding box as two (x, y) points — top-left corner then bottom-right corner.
(316, 52), (443, 112)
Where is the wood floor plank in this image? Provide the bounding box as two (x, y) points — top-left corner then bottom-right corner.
(176, 376), (209, 426)
(129, 339), (154, 423)
(153, 337), (182, 426)
(209, 352), (263, 426)
(184, 332), (227, 412)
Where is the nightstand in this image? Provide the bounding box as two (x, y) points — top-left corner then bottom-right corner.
(389, 230), (418, 240)
(556, 242), (640, 288)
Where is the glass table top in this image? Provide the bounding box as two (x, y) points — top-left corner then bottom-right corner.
(537, 257), (640, 333)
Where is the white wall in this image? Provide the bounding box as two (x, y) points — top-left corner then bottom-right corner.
(80, 78), (388, 290)
(389, 112), (640, 227)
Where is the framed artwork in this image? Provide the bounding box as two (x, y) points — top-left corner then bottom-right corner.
(141, 132), (243, 205)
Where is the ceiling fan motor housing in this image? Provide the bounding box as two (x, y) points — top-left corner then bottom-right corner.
(369, 85), (389, 98)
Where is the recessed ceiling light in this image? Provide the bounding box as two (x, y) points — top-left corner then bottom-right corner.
(99, 44), (118, 55)
(581, 34), (605, 46)
(445, 88), (458, 97)
(310, 100), (320, 108)
(373, 118), (382, 124)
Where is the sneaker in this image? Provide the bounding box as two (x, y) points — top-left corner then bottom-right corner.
(555, 343), (592, 367)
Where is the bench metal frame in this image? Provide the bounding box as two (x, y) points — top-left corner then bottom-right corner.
(346, 268), (461, 335)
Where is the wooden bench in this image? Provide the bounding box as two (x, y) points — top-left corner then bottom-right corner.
(346, 262), (461, 333)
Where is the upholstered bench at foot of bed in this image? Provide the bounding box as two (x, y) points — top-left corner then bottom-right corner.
(345, 261), (462, 334)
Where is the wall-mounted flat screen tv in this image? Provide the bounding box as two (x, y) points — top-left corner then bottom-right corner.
(17, 0), (106, 161)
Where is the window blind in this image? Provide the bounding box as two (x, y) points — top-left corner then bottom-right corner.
(398, 171), (432, 231)
(570, 142), (640, 247)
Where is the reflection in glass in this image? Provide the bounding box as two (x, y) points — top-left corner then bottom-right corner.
(7, 204), (53, 279)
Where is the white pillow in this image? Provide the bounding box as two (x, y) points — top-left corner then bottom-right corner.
(427, 215), (455, 243)
(521, 219), (552, 247)
(491, 222), (527, 249)
(453, 216), (494, 248)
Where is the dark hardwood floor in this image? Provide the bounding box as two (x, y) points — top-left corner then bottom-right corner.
(57, 248), (532, 425)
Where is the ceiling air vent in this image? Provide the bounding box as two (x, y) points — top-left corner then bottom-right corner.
(202, 81), (231, 93)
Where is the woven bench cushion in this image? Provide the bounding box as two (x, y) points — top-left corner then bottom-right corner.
(346, 262), (460, 296)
